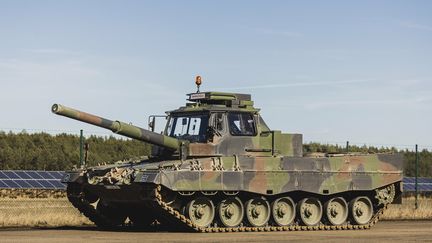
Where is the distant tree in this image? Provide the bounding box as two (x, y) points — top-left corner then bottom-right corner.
(0, 132), (151, 170)
(303, 142), (430, 177)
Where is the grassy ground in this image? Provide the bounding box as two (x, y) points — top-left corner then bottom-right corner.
(382, 196), (432, 220)
(0, 189), (430, 227)
(0, 198), (91, 227)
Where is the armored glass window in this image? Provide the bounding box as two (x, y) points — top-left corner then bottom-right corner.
(228, 112), (256, 136)
(166, 114), (209, 142)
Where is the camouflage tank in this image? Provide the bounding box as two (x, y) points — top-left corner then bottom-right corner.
(53, 77), (403, 232)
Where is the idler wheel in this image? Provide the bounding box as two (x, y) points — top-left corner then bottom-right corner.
(186, 197), (215, 228)
(324, 197), (348, 226)
(349, 196), (373, 225)
(218, 197), (244, 227)
(298, 198), (322, 226)
(245, 197), (271, 227)
(271, 197), (296, 226)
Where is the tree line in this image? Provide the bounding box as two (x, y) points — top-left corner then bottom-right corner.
(0, 131), (150, 170)
(0, 131), (430, 177)
(304, 142), (431, 177)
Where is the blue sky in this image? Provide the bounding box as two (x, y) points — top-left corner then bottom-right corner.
(0, 1), (431, 150)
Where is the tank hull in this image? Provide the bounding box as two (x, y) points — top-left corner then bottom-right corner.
(63, 153), (403, 231)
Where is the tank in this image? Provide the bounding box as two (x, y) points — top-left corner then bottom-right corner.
(53, 78), (403, 232)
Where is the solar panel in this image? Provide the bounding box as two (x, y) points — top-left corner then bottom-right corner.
(0, 170), (66, 190)
(404, 184), (432, 192)
(403, 177), (432, 192)
(14, 171), (32, 179)
(405, 177), (432, 183)
(0, 180), (8, 188)
(4, 171), (19, 179)
(38, 171), (56, 179)
(25, 171), (44, 179)
(49, 171), (64, 179)
(37, 180), (55, 189)
(50, 180), (66, 189)
(403, 177), (415, 183)
(404, 184), (415, 191)
(420, 184), (432, 191)
(420, 178), (432, 183)
(15, 180), (32, 188)
(3, 180), (20, 188)
(0, 171), (9, 179)
(26, 180), (44, 188)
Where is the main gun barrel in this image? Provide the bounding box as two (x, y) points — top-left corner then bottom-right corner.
(51, 104), (180, 151)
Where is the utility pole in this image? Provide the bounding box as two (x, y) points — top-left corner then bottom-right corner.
(415, 144), (419, 209)
(79, 129), (84, 167)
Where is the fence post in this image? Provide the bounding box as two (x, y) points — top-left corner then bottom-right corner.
(79, 129), (84, 167)
(415, 144), (419, 209)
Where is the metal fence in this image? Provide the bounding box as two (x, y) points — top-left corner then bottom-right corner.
(0, 189), (90, 227)
(0, 171), (431, 227)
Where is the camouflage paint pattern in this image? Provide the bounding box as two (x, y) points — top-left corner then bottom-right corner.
(55, 90), (403, 202)
(134, 153), (402, 196)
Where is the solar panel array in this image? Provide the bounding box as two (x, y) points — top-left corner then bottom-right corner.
(403, 177), (432, 192)
(0, 171), (431, 192)
(0, 170), (65, 189)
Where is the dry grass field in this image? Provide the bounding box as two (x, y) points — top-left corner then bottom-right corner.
(0, 189), (430, 227)
(0, 198), (91, 227)
(382, 196), (432, 220)
(0, 189), (91, 227)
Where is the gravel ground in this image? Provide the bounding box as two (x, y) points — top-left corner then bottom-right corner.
(1, 221), (431, 243)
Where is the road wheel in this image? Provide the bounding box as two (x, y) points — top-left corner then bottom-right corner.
(218, 197), (244, 227)
(186, 197), (215, 228)
(245, 197), (270, 227)
(271, 197), (296, 226)
(349, 196), (373, 225)
(324, 197), (348, 226)
(298, 197), (322, 226)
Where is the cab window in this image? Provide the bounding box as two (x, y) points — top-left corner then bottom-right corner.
(228, 112), (256, 136)
(166, 114), (209, 142)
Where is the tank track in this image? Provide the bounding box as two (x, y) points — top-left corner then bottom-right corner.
(67, 183), (388, 232)
(152, 185), (387, 233)
(66, 185), (120, 228)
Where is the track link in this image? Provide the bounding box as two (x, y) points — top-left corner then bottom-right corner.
(153, 185), (387, 233)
